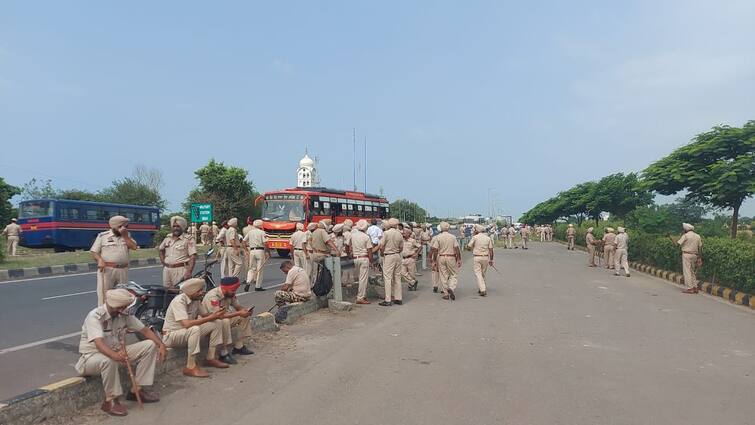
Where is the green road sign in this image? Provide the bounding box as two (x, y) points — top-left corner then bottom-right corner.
(190, 203), (213, 223)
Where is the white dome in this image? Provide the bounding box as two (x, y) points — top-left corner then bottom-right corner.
(299, 154), (314, 168)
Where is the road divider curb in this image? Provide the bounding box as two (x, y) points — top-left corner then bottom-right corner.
(0, 258), (162, 282)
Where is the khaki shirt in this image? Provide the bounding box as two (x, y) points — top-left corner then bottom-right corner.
(285, 266), (311, 298)
(225, 227), (239, 247)
(401, 237), (421, 258)
(421, 230), (432, 244)
(305, 230), (313, 252)
(467, 233), (493, 256)
(90, 230), (130, 265)
(678, 231), (702, 254)
(159, 234), (197, 264)
(586, 233), (596, 246)
(243, 227), (267, 248)
(79, 306), (144, 355)
(3, 223), (21, 237)
(202, 287), (236, 313)
(350, 230), (372, 257)
(290, 230), (306, 249)
(615, 233), (629, 250)
(164, 293), (209, 332)
(520, 227), (530, 238)
(242, 225), (254, 238)
(199, 224), (210, 235)
(310, 228), (330, 252)
(602, 232), (616, 246)
(430, 232), (459, 255)
(216, 227), (227, 244)
(379, 228), (404, 255)
(211, 224), (219, 237)
(567, 228), (576, 237)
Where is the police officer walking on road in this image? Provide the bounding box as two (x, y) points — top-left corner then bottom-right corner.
(670, 223), (703, 294)
(566, 224), (576, 250)
(466, 224), (493, 297)
(90, 216), (137, 306)
(199, 222), (210, 246)
(2, 218), (22, 256)
(223, 218), (243, 278)
(159, 216), (197, 288)
(378, 218), (404, 306)
(430, 221), (461, 300)
(243, 219), (269, 292)
(613, 227), (630, 277)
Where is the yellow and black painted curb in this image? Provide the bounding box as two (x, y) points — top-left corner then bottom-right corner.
(629, 261), (753, 310)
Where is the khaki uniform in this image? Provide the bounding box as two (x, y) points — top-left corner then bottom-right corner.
(90, 230), (131, 306)
(431, 232), (459, 294)
(305, 230), (314, 283)
(429, 235), (440, 289)
(188, 224), (198, 243)
(467, 232), (493, 292)
(678, 231), (703, 290)
(199, 223), (210, 245)
(379, 228), (404, 302)
(586, 232), (597, 266)
(520, 226), (530, 249)
(341, 229), (355, 284)
(309, 228), (331, 283)
(159, 234), (197, 288)
(275, 266), (312, 304)
(566, 227), (576, 250)
(210, 224), (220, 242)
(614, 233), (630, 275)
(290, 230), (308, 269)
(351, 230), (372, 300)
(216, 227), (227, 276)
(3, 222), (21, 256)
(75, 306), (157, 400)
(243, 227), (267, 288)
(223, 227), (243, 278)
(602, 232), (616, 269)
(163, 293), (223, 362)
(202, 287), (252, 350)
(401, 236), (421, 284)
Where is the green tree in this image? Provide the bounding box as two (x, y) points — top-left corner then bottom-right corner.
(56, 189), (103, 202)
(100, 178), (166, 210)
(184, 159), (260, 222)
(19, 178), (57, 200)
(0, 178), (21, 225)
(591, 173), (653, 220)
(643, 121), (755, 238)
(389, 199), (427, 223)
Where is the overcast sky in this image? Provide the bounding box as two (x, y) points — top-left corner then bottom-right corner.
(1, 1), (753, 219)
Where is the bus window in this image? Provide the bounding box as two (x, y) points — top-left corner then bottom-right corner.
(102, 208), (119, 221)
(19, 201), (53, 218)
(151, 212), (159, 224)
(356, 204), (363, 217)
(60, 207), (80, 220)
(134, 211), (147, 223)
(85, 209), (99, 221)
(347, 204), (354, 216)
(120, 209), (136, 222)
(322, 202), (331, 216)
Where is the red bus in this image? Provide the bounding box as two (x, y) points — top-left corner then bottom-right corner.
(256, 187), (390, 257)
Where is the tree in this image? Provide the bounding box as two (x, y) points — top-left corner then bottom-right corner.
(643, 121), (755, 238)
(0, 178), (21, 224)
(100, 178), (166, 210)
(389, 199), (428, 223)
(184, 159), (260, 222)
(19, 178), (57, 200)
(591, 173), (653, 220)
(56, 189), (103, 202)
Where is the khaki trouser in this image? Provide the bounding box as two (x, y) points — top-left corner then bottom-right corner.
(310, 252), (328, 285)
(305, 250), (314, 283)
(75, 340), (158, 400)
(682, 253), (699, 290)
(163, 322), (223, 364)
(6, 235), (19, 256)
(507, 236), (514, 249)
(353, 257), (370, 299)
(520, 237), (528, 249)
(246, 249), (265, 288)
(614, 248), (629, 275)
(604, 245), (615, 269)
(383, 253), (402, 302)
(274, 290), (310, 304)
(200, 233), (208, 246)
(223, 248), (243, 278)
(341, 256), (354, 285)
(218, 246), (227, 277)
(540, 232), (546, 242)
(163, 266), (190, 288)
(401, 257), (417, 284)
(473, 256), (488, 292)
(587, 245), (596, 266)
(293, 250), (307, 269)
(96, 267), (128, 306)
(567, 236), (575, 250)
(431, 267), (439, 289)
(438, 256), (458, 293)
(220, 316), (252, 349)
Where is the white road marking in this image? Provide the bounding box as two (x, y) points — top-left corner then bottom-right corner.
(0, 331), (82, 355)
(0, 264), (163, 285)
(41, 290), (96, 300)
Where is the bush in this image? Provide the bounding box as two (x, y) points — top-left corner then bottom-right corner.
(152, 226), (171, 247)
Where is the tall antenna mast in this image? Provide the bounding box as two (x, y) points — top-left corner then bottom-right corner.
(352, 128), (357, 191)
(364, 135), (367, 194)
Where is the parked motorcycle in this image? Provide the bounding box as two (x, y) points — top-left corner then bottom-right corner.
(118, 249), (218, 337)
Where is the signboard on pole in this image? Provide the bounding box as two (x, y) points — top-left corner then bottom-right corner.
(190, 203), (213, 223)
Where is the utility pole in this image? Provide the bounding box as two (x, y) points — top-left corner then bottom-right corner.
(364, 135), (367, 194)
(352, 128), (357, 191)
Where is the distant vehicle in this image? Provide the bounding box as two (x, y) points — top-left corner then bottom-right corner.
(256, 187), (389, 257)
(16, 199), (160, 251)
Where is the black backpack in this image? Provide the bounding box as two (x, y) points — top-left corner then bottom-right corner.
(312, 264), (333, 297)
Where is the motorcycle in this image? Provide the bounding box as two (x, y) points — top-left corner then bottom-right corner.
(118, 249), (218, 337)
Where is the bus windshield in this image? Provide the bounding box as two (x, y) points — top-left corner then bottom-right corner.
(19, 201), (53, 218)
(262, 200), (305, 222)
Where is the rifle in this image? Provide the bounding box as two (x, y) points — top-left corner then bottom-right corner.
(489, 263), (503, 276)
(119, 331), (143, 409)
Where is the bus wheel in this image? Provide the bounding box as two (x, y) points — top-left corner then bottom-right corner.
(276, 249), (290, 258)
(53, 245), (66, 253)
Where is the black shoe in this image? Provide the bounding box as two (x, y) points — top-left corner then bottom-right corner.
(219, 354), (237, 365)
(243, 284), (250, 292)
(480, 291), (487, 297)
(393, 300), (403, 305)
(254, 287), (266, 292)
(448, 289), (455, 300)
(378, 301), (392, 306)
(433, 287), (438, 293)
(232, 346), (254, 356)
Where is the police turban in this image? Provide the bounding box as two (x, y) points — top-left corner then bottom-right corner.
(307, 222), (317, 231)
(617, 227), (625, 233)
(683, 223), (694, 231)
(220, 276), (241, 293)
(228, 218), (238, 227)
(387, 218), (400, 228)
(343, 219), (353, 227)
(170, 216), (188, 231)
(439, 222), (450, 232)
(105, 289), (135, 309)
(332, 223), (344, 234)
(296, 223), (304, 231)
(318, 219), (332, 229)
(108, 215), (129, 230)
(587, 227), (594, 233)
(474, 224), (485, 233)
(356, 219), (369, 231)
(606, 227), (615, 233)
(180, 278), (205, 296)
(253, 219), (263, 228)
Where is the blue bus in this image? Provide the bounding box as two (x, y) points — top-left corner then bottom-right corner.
(17, 199), (160, 251)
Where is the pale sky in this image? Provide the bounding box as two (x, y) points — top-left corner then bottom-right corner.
(1, 1), (753, 218)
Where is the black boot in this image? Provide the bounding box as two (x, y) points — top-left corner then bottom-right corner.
(232, 346), (254, 355)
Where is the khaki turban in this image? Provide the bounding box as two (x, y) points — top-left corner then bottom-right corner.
(568, 224), (574, 227)
(296, 223), (304, 231)
(307, 223), (317, 231)
(253, 219), (263, 228)
(318, 219), (332, 229)
(180, 278), (205, 296)
(617, 227), (625, 233)
(439, 221), (450, 232)
(108, 215), (129, 230)
(587, 227), (594, 233)
(105, 289), (135, 309)
(410, 222), (418, 228)
(332, 223), (344, 234)
(356, 220), (369, 231)
(403, 228), (412, 236)
(170, 216), (188, 231)
(424, 223), (431, 229)
(227, 218), (238, 227)
(387, 218), (400, 228)
(474, 224), (485, 233)
(682, 223), (694, 231)
(606, 227), (615, 233)
(343, 219), (353, 227)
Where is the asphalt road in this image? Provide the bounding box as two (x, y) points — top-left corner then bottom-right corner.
(0, 254), (298, 401)
(71, 241), (754, 425)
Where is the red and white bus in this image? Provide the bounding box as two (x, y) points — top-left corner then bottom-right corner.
(256, 187), (390, 257)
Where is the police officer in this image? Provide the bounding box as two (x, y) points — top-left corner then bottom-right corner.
(305, 222), (317, 283)
(290, 223), (308, 269)
(90, 216), (137, 306)
(243, 219), (269, 292)
(351, 220), (373, 304)
(671, 223), (703, 294)
(274, 260), (312, 305)
(3, 218), (22, 256)
(223, 218), (243, 278)
(210, 221), (219, 242)
(199, 222), (210, 246)
(466, 224), (493, 296)
(602, 227), (616, 269)
(520, 225), (530, 250)
(614, 227), (630, 277)
(215, 220), (228, 276)
(566, 224), (576, 250)
(401, 227), (421, 291)
(159, 216), (197, 288)
(378, 218), (404, 306)
(430, 222), (461, 300)
(585, 227), (597, 267)
(430, 225), (441, 292)
(187, 222), (198, 243)
(309, 219), (339, 281)
(202, 276), (255, 364)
